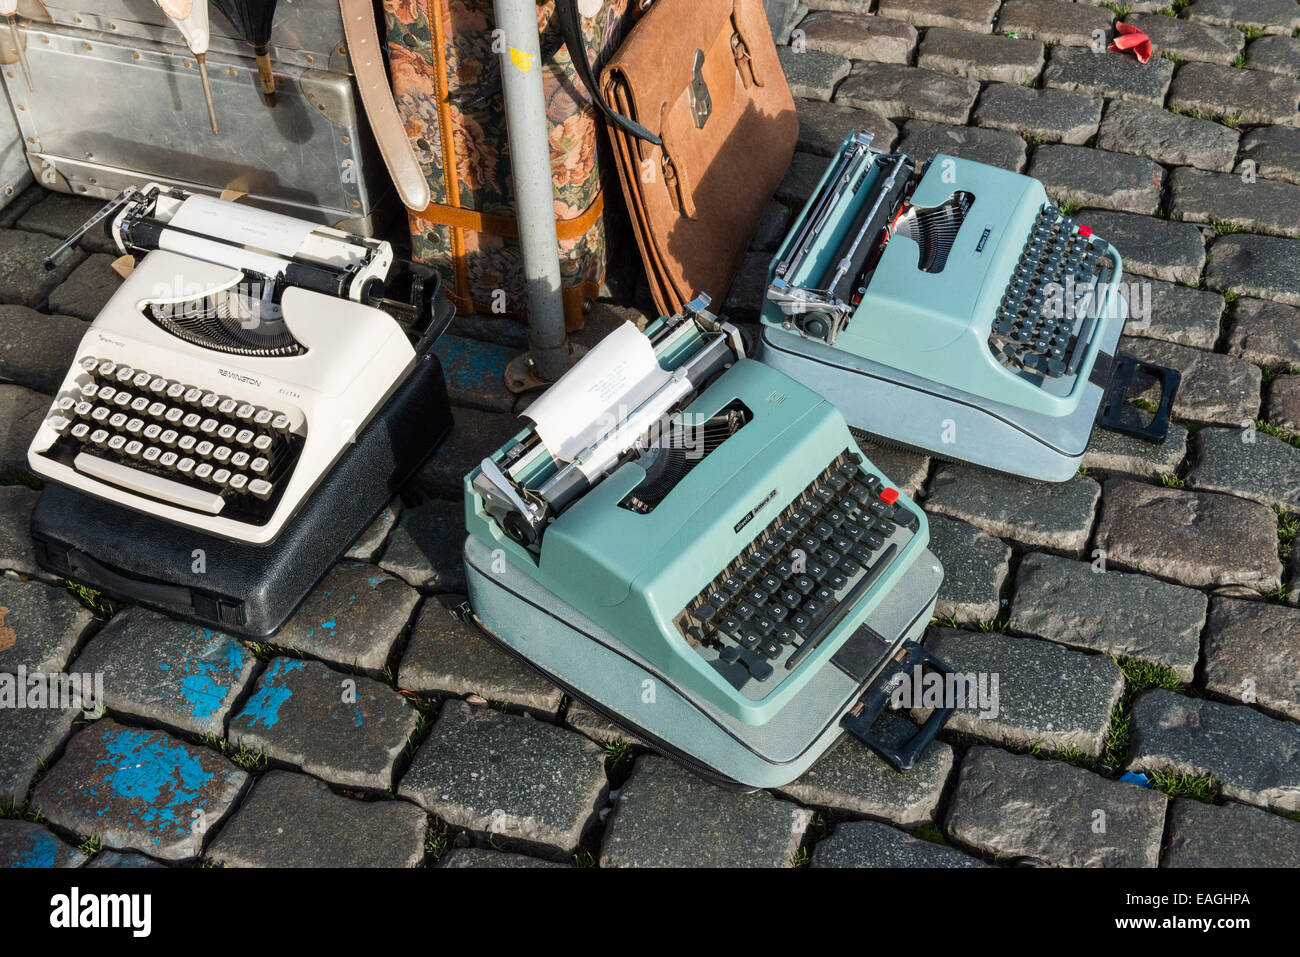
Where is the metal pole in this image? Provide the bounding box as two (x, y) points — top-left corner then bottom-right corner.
(493, 0), (570, 382)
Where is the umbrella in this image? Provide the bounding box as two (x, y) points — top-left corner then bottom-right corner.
(211, 0), (279, 105)
(153, 0), (219, 134)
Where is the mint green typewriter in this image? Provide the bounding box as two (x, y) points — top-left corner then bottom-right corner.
(759, 132), (1180, 482)
(463, 296), (952, 788)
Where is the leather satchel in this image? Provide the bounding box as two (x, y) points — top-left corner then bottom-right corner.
(560, 0), (797, 315)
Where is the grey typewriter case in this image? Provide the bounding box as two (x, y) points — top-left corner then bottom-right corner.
(0, 9), (388, 234)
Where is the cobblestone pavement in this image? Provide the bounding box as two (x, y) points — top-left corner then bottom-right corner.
(3, 0), (1300, 868)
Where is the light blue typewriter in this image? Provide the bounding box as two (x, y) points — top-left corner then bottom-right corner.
(463, 296), (953, 788)
(759, 132), (1179, 482)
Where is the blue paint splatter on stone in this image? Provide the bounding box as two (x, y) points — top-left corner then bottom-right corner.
(14, 830), (61, 868)
(236, 658), (305, 728)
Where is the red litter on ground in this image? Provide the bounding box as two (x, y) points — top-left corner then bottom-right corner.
(1109, 22), (1153, 64)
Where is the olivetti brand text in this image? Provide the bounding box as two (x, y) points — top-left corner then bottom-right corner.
(733, 487), (778, 534)
(49, 887), (152, 938)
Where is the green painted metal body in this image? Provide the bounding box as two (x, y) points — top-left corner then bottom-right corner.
(464, 327), (930, 727)
(760, 137), (1123, 417)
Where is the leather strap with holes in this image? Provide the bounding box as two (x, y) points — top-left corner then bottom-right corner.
(339, 0), (431, 211)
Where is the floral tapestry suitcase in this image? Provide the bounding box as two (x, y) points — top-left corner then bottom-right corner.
(381, 0), (631, 329)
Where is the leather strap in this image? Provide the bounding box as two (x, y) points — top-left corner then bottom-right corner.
(556, 0), (662, 145)
(339, 0), (431, 211)
(411, 189), (606, 241)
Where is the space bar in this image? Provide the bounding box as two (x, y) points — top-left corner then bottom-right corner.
(74, 453), (225, 515)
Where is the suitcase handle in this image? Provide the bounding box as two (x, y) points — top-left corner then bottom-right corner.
(67, 548), (196, 612)
(842, 640), (956, 771)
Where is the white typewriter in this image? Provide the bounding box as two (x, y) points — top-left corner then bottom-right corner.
(27, 185), (438, 545)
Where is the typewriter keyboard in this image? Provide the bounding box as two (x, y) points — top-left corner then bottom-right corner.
(39, 356), (304, 523)
(988, 204), (1106, 380)
(676, 450), (914, 686)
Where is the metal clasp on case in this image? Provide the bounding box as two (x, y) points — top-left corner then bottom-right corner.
(689, 49), (711, 129)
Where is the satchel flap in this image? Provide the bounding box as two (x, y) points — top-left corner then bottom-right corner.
(599, 0), (735, 142)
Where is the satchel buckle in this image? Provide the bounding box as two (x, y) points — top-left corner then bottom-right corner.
(689, 49), (711, 129)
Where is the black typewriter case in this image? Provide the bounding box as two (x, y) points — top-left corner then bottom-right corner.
(28, 277), (455, 639)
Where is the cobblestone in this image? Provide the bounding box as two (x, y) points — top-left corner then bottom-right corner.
(1227, 296), (1300, 367)
(399, 699), (607, 859)
(397, 598), (563, 715)
(1188, 426), (1300, 512)
(0, 305), (84, 394)
(346, 499), (402, 562)
(0, 820), (86, 868)
(1082, 421), (1189, 481)
(377, 499), (468, 592)
(1095, 479), (1282, 593)
(1128, 690), (1300, 814)
(0, 384), (45, 473)
(1246, 34), (1300, 77)
(797, 98), (898, 156)
(797, 11), (916, 63)
(1239, 125), (1300, 186)
(1127, 13), (1244, 66)
(72, 607), (257, 738)
(1029, 145), (1165, 215)
(1079, 209), (1206, 284)
(1042, 44), (1175, 105)
(1163, 798), (1300, 867)
(32, 718), (247, 860)
(777, 46), (850, 102)
(0, 484), (41, 576)
(409, 406), (520, 500)
(1118, 335), (1261, 427)
(0, 705), (79, 807)
(1010, 552), (1207, 681)
(1122, 278), (1223, 349)
(974, 83), (1102, 145)
(895, 119), (1027, 172)
(16, 194), (116, 254)
(1206, 233), (1300, 307)
(775, 151), (830, 208)
(46, 254), (122, 322)
(1097, 101), (1239, 173)
(1169, 166), (1300, 239)
(1184, 0), (1300, 37)
(777, 714), (955, 826)
(996, 0), (1114, 47)
(1167, 62), (1300, 127)
(924, 464), (1100, 557)
(1266, 374), (1300, 433)
(919, 628), (1124, 756)
(271, 562), (418, 677)
(0, 230), (82, 308)
(228, 657), (418, 790)
(0, 575), (93, 677)
(439, 847), (565, 867)
(600, 755), (810, 867)
(835, 62), (981, 125)
(946, 747), (1167, 867)
(928, 514), (1010, 624)
(875, 0), (999, 33)
(208, 770), (428, 868)
(812, 819), (989, 868)
(1203, 598), (1300, 721)
(918, 28), (1045, 85)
